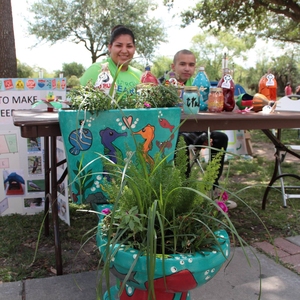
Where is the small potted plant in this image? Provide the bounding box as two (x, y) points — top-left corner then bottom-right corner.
(95, 137), (243, 299)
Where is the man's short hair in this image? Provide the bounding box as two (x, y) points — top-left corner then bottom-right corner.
(173, 49), (195, 63)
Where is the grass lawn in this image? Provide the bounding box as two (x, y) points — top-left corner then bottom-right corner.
(1, 129), (300, 282)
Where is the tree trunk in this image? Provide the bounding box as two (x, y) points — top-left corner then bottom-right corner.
(0, 0), (17, 78)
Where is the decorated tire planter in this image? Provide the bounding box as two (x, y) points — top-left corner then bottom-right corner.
(58, 107), (181, 207)
(99, 229), (230, 300)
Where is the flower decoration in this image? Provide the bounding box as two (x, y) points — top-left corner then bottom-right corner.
(216, 200), (229, 213)
(32, 92), (63, 111)
(101, 208), (111, 215)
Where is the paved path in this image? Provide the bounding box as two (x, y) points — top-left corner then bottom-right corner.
(254, 236), (300, 274)
(1, 237), (300, 300)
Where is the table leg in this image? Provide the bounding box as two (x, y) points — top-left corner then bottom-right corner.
(261, 129), (300, 209)
(44, 137), (50, 236)
(50, 136), (63, 275)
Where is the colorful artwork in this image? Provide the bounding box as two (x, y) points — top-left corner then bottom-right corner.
(59, 108), (181, 205)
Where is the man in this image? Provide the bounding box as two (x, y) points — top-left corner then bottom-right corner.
(169, 50), (230, 196)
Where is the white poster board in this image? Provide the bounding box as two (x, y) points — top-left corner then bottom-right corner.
(0, 78), (70, 225)
(201, 130), (248, 162)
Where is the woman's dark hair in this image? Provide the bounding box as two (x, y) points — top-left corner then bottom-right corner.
(110, 25), (135, 45)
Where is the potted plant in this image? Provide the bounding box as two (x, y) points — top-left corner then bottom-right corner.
(95, 137), (241, 300)
(58, 82), (182, 207)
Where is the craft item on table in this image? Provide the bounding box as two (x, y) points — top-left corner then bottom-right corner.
(140, 66), (159, 86)
(236, 106), (253, 114)
(165, 71), (178, 87)
(94, 62), (116, 95)
(32, 92), (63, 112)
(236, 93), (274, 112)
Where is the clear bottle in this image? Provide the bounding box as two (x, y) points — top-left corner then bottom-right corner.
(217, 68), (235, 111)
(207, 87), (224, 113)
(192, 66), (210, 111)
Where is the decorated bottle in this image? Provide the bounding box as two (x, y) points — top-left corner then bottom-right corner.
(207, 87), (224, 113)
(258, 72), (277, 101)
(182, 86), (199, 114)
(217, 68), (235, 111)
(140, 66), (159, 86)
(192, 66), (210, 111)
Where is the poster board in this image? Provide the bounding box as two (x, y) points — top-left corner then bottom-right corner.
(0, 78), (70, 225)
(201, 130), (248, 162)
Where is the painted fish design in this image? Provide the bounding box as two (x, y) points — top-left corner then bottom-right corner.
(156, 133), (175, 154)
(159, 118), (175, 132)
(69, 128), (93, 156)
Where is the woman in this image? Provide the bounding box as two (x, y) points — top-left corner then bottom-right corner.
(80, 26), (142, 94)
(284, 82), (292, 96)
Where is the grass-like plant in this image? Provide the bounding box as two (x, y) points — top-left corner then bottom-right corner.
(96, 137), (252, 299)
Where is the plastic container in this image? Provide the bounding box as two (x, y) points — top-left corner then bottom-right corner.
(192, 66), (210, 111)
(183, 86), (199, 114)
(258, 73), (277, 101)
(207, 87), (224, 112)
(140, 66), (159, 86)
(217, 69), (235, 111)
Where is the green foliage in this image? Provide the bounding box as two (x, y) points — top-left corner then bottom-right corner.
(67, 75), (80, 88)
(68, 82), (181, 111)
(101, 138), (228, 254)
(17, 61), (34, 78)
(137, 84), (181, 107)
(28, 0), (166, 63)
(177, 0), (300, 45)
(54, 62), (86, 79)
(151, 56), (173, 78)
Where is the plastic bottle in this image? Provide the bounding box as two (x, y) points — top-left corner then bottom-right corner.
(140, 66), (159, 86)
(217, 68), (235, 111)
(192, 66), (210, 111)
(258, 72), (277, 101)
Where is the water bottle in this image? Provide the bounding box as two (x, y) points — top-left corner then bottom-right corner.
(192, 66), (210, 111)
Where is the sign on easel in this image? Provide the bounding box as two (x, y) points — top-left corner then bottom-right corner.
(0, 78), (70, 225)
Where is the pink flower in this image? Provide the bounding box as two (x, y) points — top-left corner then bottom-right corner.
(101, 208), (111, 215)
(221, 192), (228, 201)
(216, 200), (228, 213)
(144, 102), (151, 108)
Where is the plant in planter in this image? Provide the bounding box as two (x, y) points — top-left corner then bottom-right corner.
(58, 82), (182, 207)
(96, 137), (243, 300)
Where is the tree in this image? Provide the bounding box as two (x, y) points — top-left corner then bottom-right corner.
(67, 75), (80, 88)
(0, 0), (17, 77)
(151, 56), (173, 78)
(189, 30), (256, 82)
(168, 0), (300, 44)
(17, 61), (34, 78)
(28, 0), (166, 63)
(54, 62), (86, 78)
